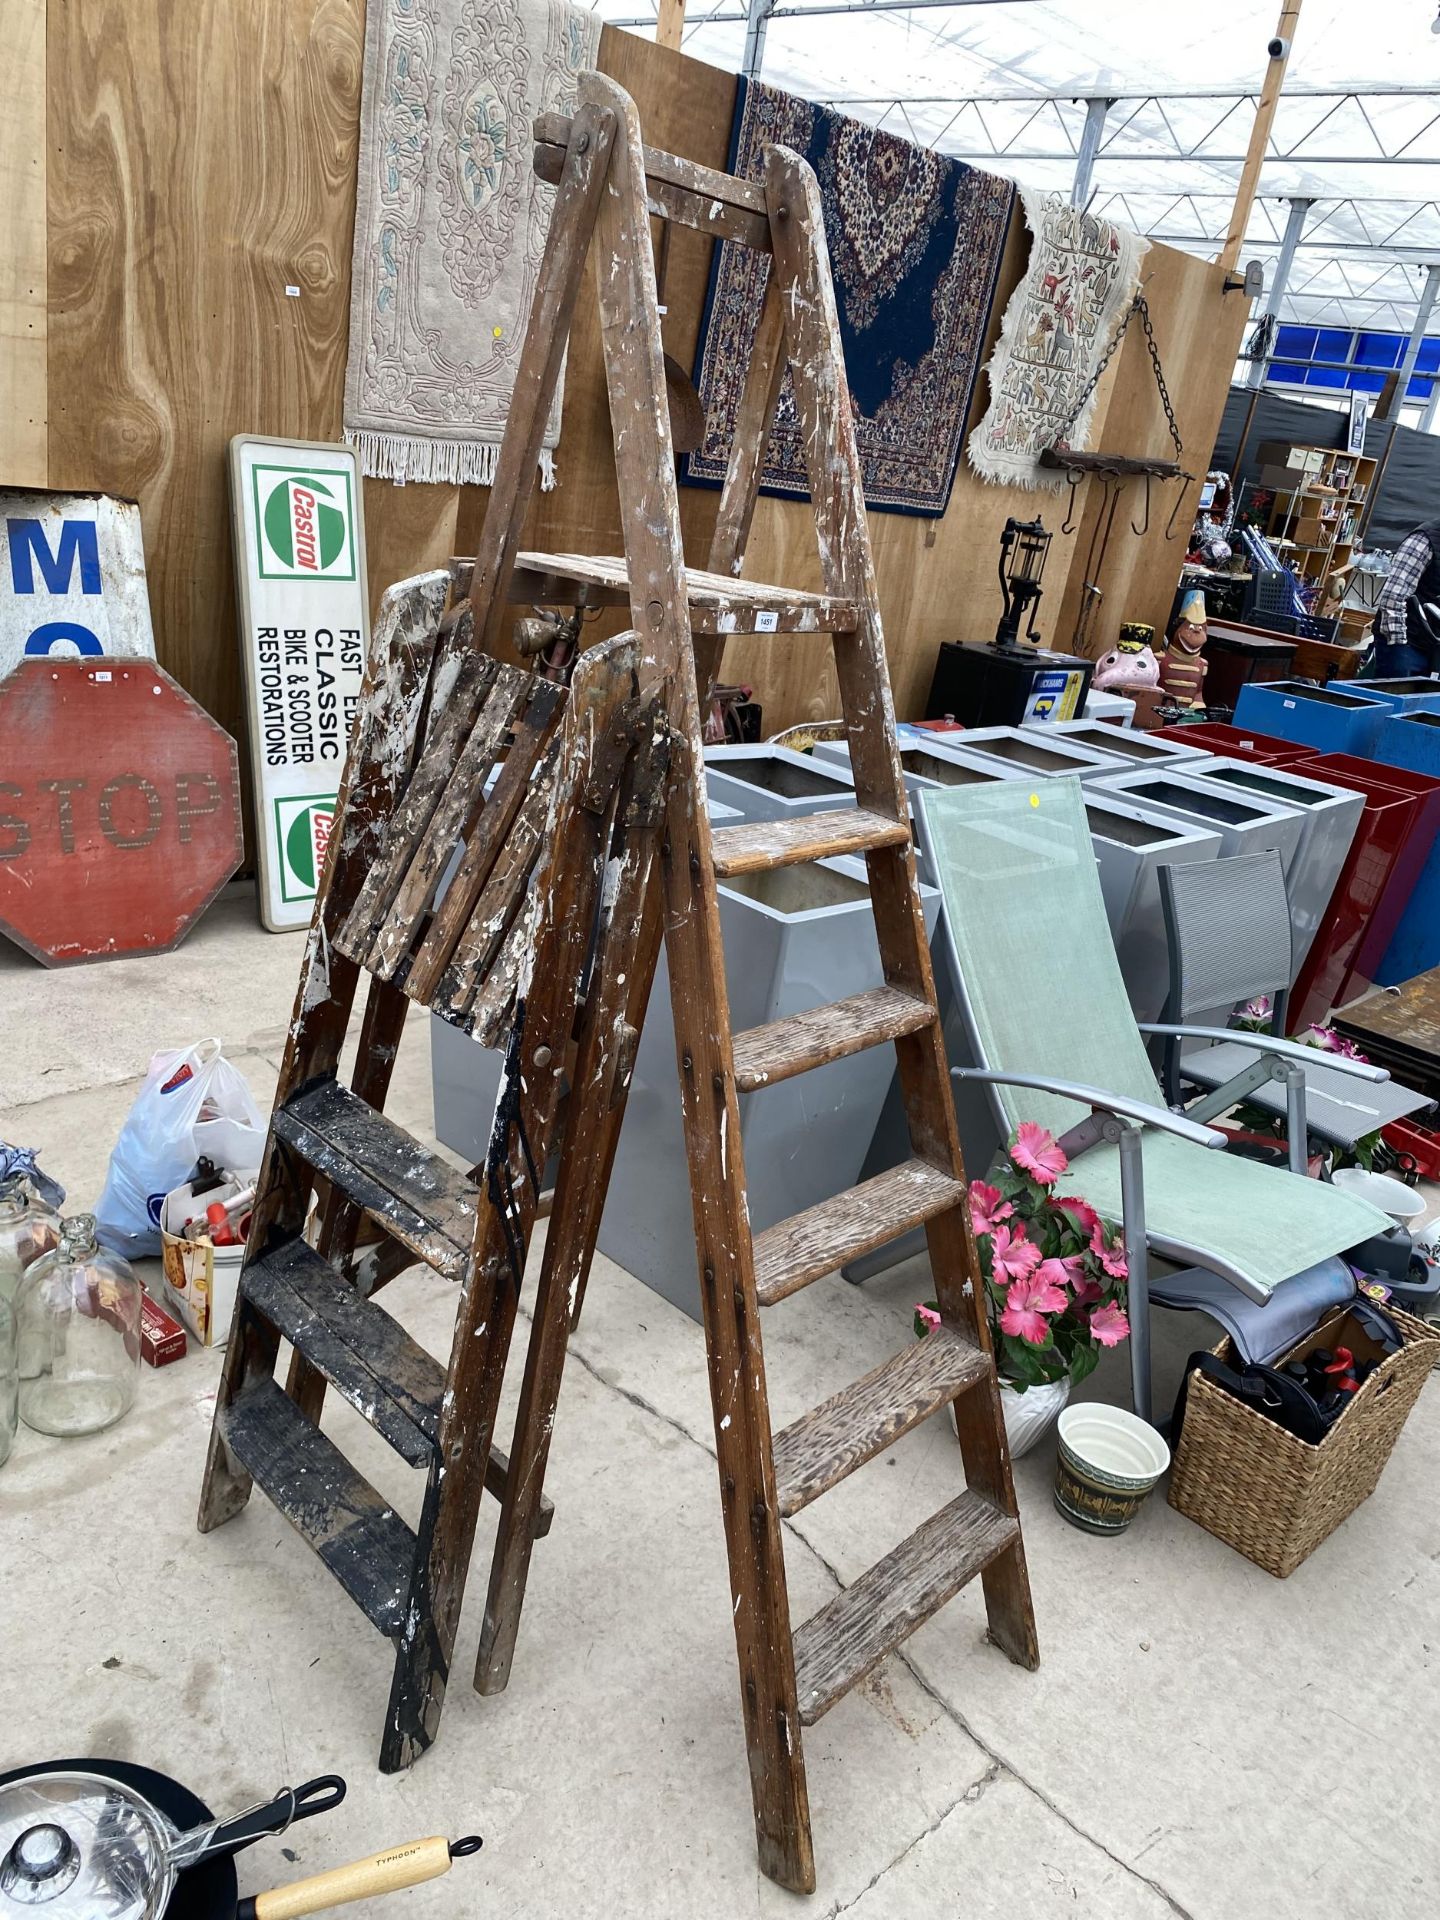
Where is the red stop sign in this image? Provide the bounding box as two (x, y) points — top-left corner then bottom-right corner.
(0, 659), (243, 966)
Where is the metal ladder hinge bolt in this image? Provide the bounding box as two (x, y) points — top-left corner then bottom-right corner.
(575, 131), (590, 155)
(683, 1050), (694, 1076)
(646, 599), (665, 629)
(532, 1045), (553, 1069)
(712, 1071), (725, 1097)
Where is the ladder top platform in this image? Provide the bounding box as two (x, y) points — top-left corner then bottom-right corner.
(510, 552), (861, 635)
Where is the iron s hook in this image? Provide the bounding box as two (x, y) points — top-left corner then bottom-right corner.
(1130, 470), (1152, 537)
(1164, 472), (1196, 543)
(1060, 465), (1082, 537)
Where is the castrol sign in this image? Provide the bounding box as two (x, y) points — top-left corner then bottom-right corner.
(230, 437), (370, 930)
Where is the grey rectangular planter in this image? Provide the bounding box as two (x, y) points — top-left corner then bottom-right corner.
(1089, 765), (1307, 875)
(814, 735), (1008, 883)
(598, 854), (940, 1322)
(1030, 717), (1215, 770)
(1083, 792), (1222, 1022)
(1179, 757), (1363, 972)
(431, 795), (742, 1169)
(703, 742), (857, 822)
(930, 724), (1135, 784)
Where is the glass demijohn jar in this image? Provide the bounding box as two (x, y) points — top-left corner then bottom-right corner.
(15, 1214), (143, 1437)
(0, 1174), (61, 1305)
(0, 1293), (15, 1468)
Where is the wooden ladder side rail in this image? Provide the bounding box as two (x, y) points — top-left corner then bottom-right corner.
(198, 571), (451, 1532)
(381, 631), (644, 1770)
(763, 144), (1038, 1671)
(575, 71), (815, 1892)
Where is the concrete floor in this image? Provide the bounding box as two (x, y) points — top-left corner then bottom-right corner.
(3, 889), (1439, 1918)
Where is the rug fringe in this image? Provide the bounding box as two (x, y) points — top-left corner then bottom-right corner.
(345, 429), (559, 490)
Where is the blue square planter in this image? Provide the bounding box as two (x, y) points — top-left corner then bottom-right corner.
(1233, 681), (1388, 758)
(1372, 710), (1440, 982)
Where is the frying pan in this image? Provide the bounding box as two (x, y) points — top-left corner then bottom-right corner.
(0, 1763), (479, 1920)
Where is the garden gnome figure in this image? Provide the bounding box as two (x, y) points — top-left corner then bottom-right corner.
(1160, 590), (1209, 709)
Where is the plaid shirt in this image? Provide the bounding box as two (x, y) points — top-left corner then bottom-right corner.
(1376, 529), (1433, 649)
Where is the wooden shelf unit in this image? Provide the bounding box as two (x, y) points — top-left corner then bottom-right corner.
(1256, 442), (1377, 603)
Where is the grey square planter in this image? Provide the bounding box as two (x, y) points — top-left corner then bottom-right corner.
(930, 724), (1135, 784)
(1030, 717), (1215, 770)
(703, 742), (857, 822)
(597, 854), (940, 1322)
(1082, 792), (1222, 1022)
(814, 735), (1008, 883)
(1089, 765), (1306, 874)
(1180, 757), (1363, 972)
(430, 795), (742, 1168)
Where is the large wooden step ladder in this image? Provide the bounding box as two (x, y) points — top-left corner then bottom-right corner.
(198, 70), (1036, 1896)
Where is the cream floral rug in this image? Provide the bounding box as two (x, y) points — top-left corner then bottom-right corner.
(345, 0), (600, 486)
(968, 191), (1148, 490)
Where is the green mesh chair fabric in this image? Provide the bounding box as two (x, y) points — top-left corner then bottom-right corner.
(918, 778), (1390, 1301)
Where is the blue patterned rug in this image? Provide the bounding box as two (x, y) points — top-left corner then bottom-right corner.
(681, 79), (1015, 518)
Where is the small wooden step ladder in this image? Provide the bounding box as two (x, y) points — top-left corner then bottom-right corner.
(199, 71), (1037, 1895)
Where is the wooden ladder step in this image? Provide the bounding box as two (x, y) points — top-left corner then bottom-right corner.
(241, 1238), (555, 1533)
(273, 1081), (478, 1282)
(218, 1375), (417, 1638)
(791, 1489), (1020, 1725)
(510, 550), (860, 635)
(732, 986), (934, 1093)
(771, 1326), (990, 1518)
(243, 1238), (437, 1467)
(753, 1159), (965, 1307)
(711, 809), (910, 878)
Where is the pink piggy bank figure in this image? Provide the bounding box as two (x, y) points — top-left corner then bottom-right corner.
(1091, 642), (1159, 690)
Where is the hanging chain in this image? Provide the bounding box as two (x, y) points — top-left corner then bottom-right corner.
(1053, 292), (1184, 462)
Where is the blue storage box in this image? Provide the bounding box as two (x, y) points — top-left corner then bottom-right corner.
(1233, 681), (1388, 758)
(1341, 677), (1440, 716)
(1372, 710), (1440, 983)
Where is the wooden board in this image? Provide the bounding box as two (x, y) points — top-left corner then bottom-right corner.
(35, 8), (1241, 750)
(1, 0), (46, 487)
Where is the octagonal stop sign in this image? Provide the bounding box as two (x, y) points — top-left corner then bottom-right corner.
(0, 659), (243, 965)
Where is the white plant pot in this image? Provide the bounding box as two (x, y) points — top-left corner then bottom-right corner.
(1001, 1375), (1071, 1459)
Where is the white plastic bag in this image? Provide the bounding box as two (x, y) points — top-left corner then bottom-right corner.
(96, 1039), (265, 1257)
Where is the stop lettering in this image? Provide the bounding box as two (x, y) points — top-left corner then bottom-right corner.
(0, 659), (243, 965)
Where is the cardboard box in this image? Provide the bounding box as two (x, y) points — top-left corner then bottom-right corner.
(159, 1176), (252, 1346)
(140, 1290), (187, 1367)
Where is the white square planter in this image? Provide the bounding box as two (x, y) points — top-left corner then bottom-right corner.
(815, 735), (1008, 883)
(1089, 766), (1306, 875)
(598, 854), (940, 1322)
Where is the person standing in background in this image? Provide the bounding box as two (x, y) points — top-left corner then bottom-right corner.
(1370, 522), (1440, 676)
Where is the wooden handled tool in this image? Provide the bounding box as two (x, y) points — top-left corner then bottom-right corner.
(236, 1835), (481, 1919)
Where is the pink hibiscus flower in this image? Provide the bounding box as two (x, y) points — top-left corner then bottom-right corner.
(988, 1223), (1041, 1285)
(1011, 1121), (1068, 1185)
(1090, 1221), (1129, 1280)
(1088, 1301), (1131, 1347)
(915, 1304), (942, 1333)
(1032, 1256), (1074, 1295)
(1052, 1194), (1099, 1236)
(1068, 1267), (1103, 1308)
(1307, 1024), (1341, 1054)
(1000, 1272), (1069, 1345)
(968, 1180), (1013, 1237)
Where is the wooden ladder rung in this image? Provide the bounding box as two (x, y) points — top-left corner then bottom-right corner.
(772, 1327), (990, 1518)
(218, 1376), (417, 1638)
(791, 1489), (1020, 1725)
(242, 1238), (555, 1533)
(711, 809), (909, 879)
(732, 986), (934, 1093)
(273, 1081), (478, 1282)
(509, 551), (860, 635)
(752, 1159), (964, 1307)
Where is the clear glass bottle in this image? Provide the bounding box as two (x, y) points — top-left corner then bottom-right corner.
(16, 1214), (142, 1437)
(0, 1293), (16, 1467)
(0, 1175), (61, 1305)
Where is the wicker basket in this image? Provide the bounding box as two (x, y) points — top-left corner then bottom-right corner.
(1168, 1303), (1439, 1577)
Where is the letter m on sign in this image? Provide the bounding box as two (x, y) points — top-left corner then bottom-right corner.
(7, 518), (102, 596)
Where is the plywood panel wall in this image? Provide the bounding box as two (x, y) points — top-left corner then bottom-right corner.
(36, 2), (1241, 753)
(2, 0), (47, 487)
